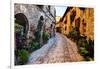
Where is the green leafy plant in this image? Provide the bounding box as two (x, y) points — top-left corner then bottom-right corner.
(17, 49), (29, 65)
(85, 56), (94, 61)
(43, 32), (50, 43)
(67, 26), (94, 61)
(78, 39), (89, 56)
(31, 41), (40, 49)
(67, 27), (79, 42)
(80, 47), (88, 55)
(78, 38), (94, 61)
(29, 41), (40, 52)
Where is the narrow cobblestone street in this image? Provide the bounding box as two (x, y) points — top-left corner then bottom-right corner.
(28, 33), (83, 64)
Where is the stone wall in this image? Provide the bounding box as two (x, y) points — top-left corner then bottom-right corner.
(14, 3), (56, 45)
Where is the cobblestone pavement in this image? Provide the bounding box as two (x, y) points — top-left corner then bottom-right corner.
(28, 33), (83, 64)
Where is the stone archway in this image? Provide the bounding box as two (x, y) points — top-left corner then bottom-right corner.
(15, 13), (29, 35)
(15, 13), (29, 49)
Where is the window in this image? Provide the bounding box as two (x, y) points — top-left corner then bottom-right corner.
(75, 17), (80, 31)
(64, 20), (67, 24)
(70, 10), (76, 24)
(82, 19), (86, 33)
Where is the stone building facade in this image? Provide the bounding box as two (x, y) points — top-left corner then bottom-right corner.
(56, 7), (94, 40)
(14, 3), (56, 46)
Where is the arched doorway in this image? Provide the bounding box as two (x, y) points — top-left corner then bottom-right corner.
(15, 13), (29, 50)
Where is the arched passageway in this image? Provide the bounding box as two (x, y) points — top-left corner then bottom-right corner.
(15, 13), (29, 35)
(15, 13), (29, 49)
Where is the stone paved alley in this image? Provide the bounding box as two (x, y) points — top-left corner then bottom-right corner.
(28, 33), (83, 64)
